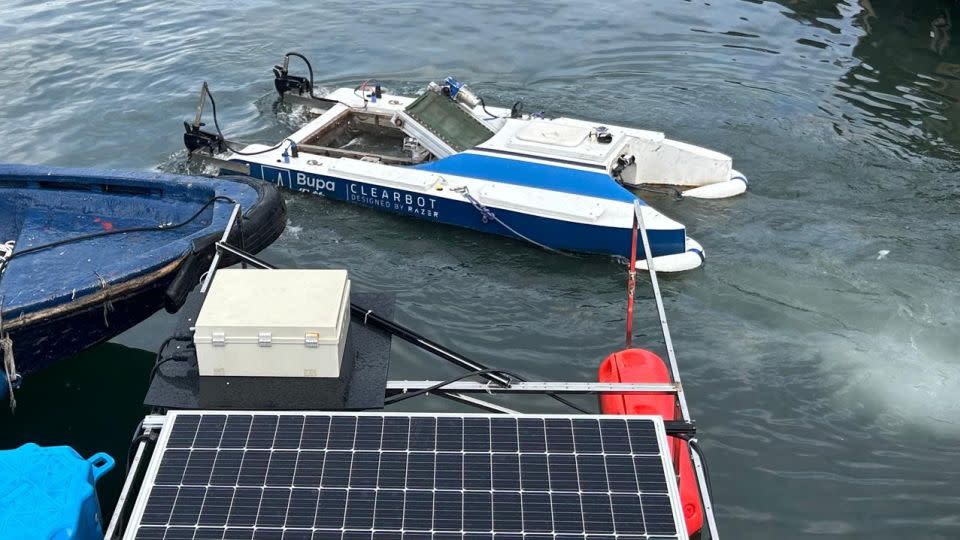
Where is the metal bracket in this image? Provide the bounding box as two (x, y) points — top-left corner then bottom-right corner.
(273, 55), (312, 97)
(663, 420), (697, 437)
(183, 82), (227, 155)
(141, 414), (168, 430)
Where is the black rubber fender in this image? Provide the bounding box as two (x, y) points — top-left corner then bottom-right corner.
(163, 232), (220, 313)
(163, 175), (287, 313)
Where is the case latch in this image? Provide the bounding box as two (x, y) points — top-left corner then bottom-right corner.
(258, 332), (272, 347)
(304, 332), (319, 348)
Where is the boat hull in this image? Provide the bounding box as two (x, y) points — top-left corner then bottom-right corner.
(4, 259), (180, 377)
(0, 166), (286, 379)
(244, 162), (687, 259)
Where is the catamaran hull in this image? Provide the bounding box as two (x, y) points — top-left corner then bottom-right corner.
(243, 162), (689, 259)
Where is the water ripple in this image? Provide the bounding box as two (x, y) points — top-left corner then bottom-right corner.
(2, 0), (960, 538)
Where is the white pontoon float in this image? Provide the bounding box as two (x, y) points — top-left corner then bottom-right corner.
(184, 52), (747, 272)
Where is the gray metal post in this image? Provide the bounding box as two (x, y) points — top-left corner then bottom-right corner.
(633, 201), (690, 421)
(199, 203), (242, 294)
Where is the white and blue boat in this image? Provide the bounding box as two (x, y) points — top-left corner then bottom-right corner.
(185, 53), (748, 271)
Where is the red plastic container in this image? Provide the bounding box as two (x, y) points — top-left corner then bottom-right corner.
(599, 348), (703, 536)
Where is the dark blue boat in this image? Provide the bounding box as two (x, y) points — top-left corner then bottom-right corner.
(0, 164), (286, 398)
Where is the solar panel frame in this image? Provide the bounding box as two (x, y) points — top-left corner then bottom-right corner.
(123, 411), (688, 540)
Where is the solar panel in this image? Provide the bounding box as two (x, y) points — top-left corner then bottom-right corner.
(124, 411), (687, 540)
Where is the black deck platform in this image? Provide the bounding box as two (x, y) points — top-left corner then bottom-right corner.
(143, 291), (394, 411)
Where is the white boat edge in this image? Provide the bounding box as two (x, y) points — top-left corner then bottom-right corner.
(681, 169), (748, 199)
(635, 236), (705, 273)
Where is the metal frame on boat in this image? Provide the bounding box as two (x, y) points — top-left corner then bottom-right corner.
(182, 52), (749, 272)
(106, 201), (720, 539)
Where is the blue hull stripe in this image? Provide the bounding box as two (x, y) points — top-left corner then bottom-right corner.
(413, 152), (638, 203)
(249, 163), (684, 258)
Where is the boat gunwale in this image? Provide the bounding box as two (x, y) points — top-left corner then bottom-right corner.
(1, 256), (184, 331)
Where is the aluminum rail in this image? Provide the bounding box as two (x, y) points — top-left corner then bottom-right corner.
(192, 82), (208, 129)
(633, 200), (718, 540)
(438, 393), (520, 414)
(386, 381), (680, 394)
(104, 431), (151, 539)
(199, 203), (242, 294)
(690, 442), (720, 538)
(633, 201), (691, 422)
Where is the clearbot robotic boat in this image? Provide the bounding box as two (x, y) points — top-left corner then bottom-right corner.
(184, 53), (748, 271)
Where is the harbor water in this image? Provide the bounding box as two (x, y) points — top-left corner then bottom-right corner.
(1, 1), (959, 538)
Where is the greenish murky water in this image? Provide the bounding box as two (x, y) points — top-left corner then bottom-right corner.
(1, 1), (959, 538)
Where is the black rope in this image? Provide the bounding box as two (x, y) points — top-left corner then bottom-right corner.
(5, 195), (235, 262)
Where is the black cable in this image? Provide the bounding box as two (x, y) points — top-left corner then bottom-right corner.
(688, 439), (714, 503)
(5, 195), (235, 262)
(383, 368), (593, 414)
(545, 392), (592, 414)
(281, 51), (366, 111)
(148, 335), (194, 384)
(125, 433), (154, 475)
(284, 52), (317, 98)
(124, 419), (144, 475)
(205, 87), (291, 156)
(501, 370), (592, 414)
(119, 424), (158, 537)
(383, 368), (521, 406)
(148, 355), (190, 382)
(149, 335), (178, 377)
(477, 96), (502, 120)
(118, 423), (156, 536)
(353, 79), (373, 105)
